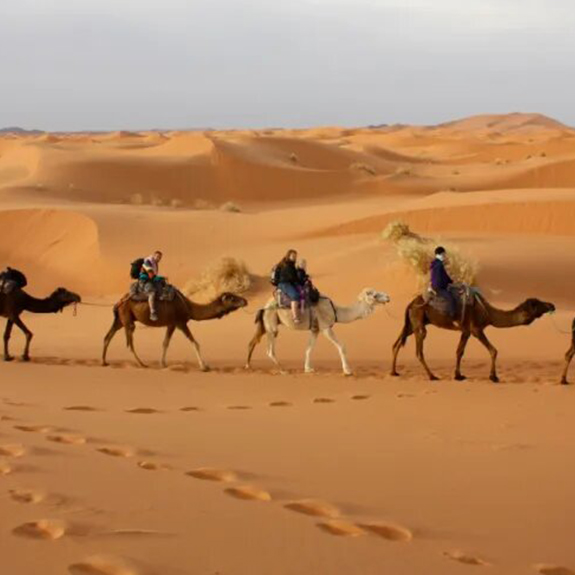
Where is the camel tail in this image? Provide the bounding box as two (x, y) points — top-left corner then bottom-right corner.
(396, 307), (412, 348)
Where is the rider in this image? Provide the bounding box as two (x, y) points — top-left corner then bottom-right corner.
(140, 250), (164, 321)
(275, 249), (302, 323)
(430, 246), (456, 320)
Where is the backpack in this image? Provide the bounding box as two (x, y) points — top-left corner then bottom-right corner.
(130, 258), (145, 280)
(0, 267), (27, 289)
(270, 265), (281, 287)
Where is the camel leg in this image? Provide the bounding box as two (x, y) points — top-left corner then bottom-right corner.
(178, 323), (209, 372)
(304, 330), (319, 373)
(454, 331), (471, 381)
(560, 344), (574, 385)
(13, 317), (33, 361)
(245, 320), (266, 370)
(102, 315), (123, 366)
(125, 323), (147, 368)
(415, 327), (438, 381)
(322, 327), (352, 376)
(473, 329), (499, 383)
(161, 325), (176, 369)
(3, 319), (14, 361)
(265, 332), (286, 374)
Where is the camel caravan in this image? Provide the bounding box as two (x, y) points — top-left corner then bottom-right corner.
(1, 245), (572, 383)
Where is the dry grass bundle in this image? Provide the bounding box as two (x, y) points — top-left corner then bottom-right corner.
(382, 221), (478, 288)
(184, 257), (252, 299)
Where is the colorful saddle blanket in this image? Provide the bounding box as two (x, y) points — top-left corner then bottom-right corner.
(129, 281), (177, 302)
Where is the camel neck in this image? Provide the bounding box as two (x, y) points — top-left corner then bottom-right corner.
(23, 293), (62, 314)
(482, 300), (527, 328)
(333, 301), (373, 324)
(185, 298), (225, 321)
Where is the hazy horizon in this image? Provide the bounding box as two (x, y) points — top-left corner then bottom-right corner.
(2, 0), (574, 131)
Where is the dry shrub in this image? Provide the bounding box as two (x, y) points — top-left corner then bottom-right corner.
(220, 201), (241, 213)
(382, 221), (478, 288)
(170, 198), (184, 208)
(129, 193), (144, 205)
(350, 162), (377, 176)
(289, 152), (298, 163)
(184, 257), (252, 299)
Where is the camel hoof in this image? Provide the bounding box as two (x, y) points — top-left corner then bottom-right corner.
(305, 368), (315, 374)
(137, 363), (148, 369)
(101, 361), (109, 367)
(200, 365), (211, 372)
(490, 375), (500, 383)
(429, 375), (439, 382)
(390, 371), (400, 377)
(561, 378), (569, 385)
(21, 355), (30, 363)
(343, 371), (354, 377)
(454, 374), (466, 381)
(4, 356), (14, 362)
(244, 364), (251, 371)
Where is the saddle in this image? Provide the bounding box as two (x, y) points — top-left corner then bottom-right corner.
(425, 284), (477, 321)
(274, 284), (320, 310)
(129, 281), (177, 302)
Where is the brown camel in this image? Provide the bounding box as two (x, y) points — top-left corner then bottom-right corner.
(391, 293), (555, 382)
(0, 287), (81, 362)
(102, 291), (247, 370)
(560, 318), (575, 385)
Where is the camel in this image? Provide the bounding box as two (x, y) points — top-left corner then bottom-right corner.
(246, 288), (390, 375)
(102, 291), (247, 370)
(560, 318), (575, 385)
(391, 292), (555, 382)
(0, 286), (81, 362)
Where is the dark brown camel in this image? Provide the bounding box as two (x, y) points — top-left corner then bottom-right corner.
(0, 287), (81, 361)
(391, 293), (555, 382)
(102, 291), (247, 370)
(560, 318), (575, 385)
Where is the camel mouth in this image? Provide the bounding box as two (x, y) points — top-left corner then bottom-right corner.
(376, 294), (391, 304)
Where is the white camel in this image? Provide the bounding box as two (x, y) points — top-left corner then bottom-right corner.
(245, 288), (390, 375)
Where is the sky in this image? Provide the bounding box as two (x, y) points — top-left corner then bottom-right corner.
(1, 0), (574, 130)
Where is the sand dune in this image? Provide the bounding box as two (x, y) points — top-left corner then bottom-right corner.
(1, 114), (575, 575)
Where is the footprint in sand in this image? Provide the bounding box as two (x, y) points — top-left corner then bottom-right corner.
(313, 398), (335, 404)
(227, 405), (252, 410)
(317, 519), (365, 537)
(9, 488), (46, 504)
(47, 434), (87, 446)
(0, 460), (13, 475)
(359, 522), (413, 542)
(536, 566), (575, 575)
(0, 443), (26, 457)
(269, 401), (293, 407)
(97, 447), (134, 458)
(137, 461), (169, 471)
(13, 519), (67, 540)
(187, 468), (238, 483)
(224, 485), (272, 502)
(69, 555), (140, 575)
(14, 424), (53, 434)
(351, 395), (370, 401)
(285, 500), (340, 518)
(64, 406), (101, 412)
(180, 406), (202, 412)
(443, 550), (488, 566)
(125, 408), (162, 415)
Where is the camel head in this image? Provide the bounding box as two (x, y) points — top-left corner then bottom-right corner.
(517, 298), (555, 324)
(51, 287), (82, 312)
(359, 288), (391, 307)
(214, 292), (248, 318)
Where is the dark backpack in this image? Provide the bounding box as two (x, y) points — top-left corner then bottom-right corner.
(0, 267), (27, 289)
(130, 258), (145, 280)
(270, 265), (281, 287)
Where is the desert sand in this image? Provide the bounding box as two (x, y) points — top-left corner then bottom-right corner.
(1, 113), (574, 575)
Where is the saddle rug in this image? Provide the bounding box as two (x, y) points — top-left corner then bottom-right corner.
(425, 285), (479, 320)
(0, 279), (19, 295)
(129, 281), (178, 302)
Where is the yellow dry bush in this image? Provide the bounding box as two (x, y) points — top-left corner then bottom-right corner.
(382, 221), (478, 288)
(220, 201), (242, 213)
(184, 257), (252, 298)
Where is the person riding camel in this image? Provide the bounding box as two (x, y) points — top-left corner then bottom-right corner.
(430, 246), (457, 320)
(140, 250), (164, 321)
(275, 249), (303, 323)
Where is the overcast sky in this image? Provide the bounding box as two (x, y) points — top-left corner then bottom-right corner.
(1, 0), (574, 130)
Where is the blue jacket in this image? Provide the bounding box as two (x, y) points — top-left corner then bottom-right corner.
(430, 258), (453, 291)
